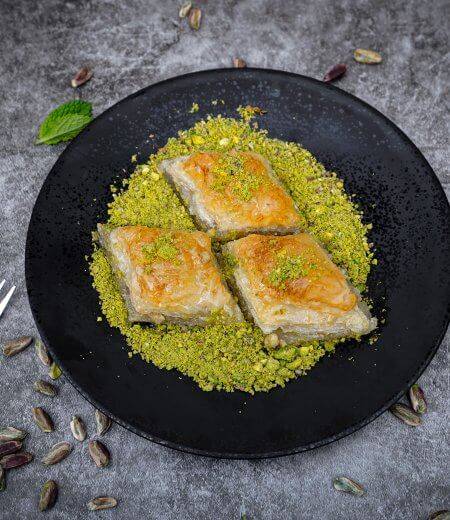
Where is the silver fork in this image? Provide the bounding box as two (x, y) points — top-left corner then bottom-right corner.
(0, 279), (16, 318)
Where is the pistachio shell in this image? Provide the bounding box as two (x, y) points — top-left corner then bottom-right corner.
(49, 362), (62, 380)
(390, 403), (421, 426)
(42, 442), (72, 466)
(71, 67), (93, 88)
(233, 58), (247, 68)
(188, 7), (201, 30)
(409, 384), (427, 414)
(323, 63), (347, 83)
(88, 440), (110, 468)
(0, 440), (22, 457)
(178, 1), (192, 18)
(39, 480), (58, 511)
(70, 416), (87, 442)
(3, 336), (33, 357)
(95, 409), (111, 436)
(0, 466), (5, 491)
(34, 379), (57, 397)
(0, 451), (33, 469)
(35, 340), (52, 366)
(333, 476), (365, 496)
(354, 48), (382, 64)
(0, 427), (27, 442)
(87, 496), (118, 511)
(32, 407), (54, 433)
(429, 511), (450, 520)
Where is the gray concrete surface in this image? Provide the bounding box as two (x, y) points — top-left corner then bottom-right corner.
(0, 0), (449, 518)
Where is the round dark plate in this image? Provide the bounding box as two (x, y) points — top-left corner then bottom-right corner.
(26, 69), (450, 458)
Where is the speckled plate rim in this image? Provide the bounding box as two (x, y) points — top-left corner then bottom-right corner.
(26, 68), (450, 459)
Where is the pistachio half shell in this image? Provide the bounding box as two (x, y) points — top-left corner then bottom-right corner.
(95, 409), (111, 436)
(0, 427), (27, 442)
(0, 440), (22, 457)
(32, 407), (54, 433)
(354, 48), (382, 64)
(179, 1), (192, 18)
(87, 497), (118, 511)
(42, 442), (72, 466)
(323, 63), (347, 83)
(39, 480), (58, 511)
(409, 384), (427, 414)
(0, 467), (5, 491)
(390, 403), (421, 426)
(233, 58), (247, 68)
(49, 362), (62, 380)
(3, 336), (33, 357)
(188, 7), (201, 30)
(0, 451), (33, 469)
(70, 416), (87, 442)
(429, 511), (450, 520)
(71, 67), (93, 88)
(35, 340), (52, 366)
(88, 440), (110, 468)
(34, 379), (57, 397)
(333, 476), (365, 496)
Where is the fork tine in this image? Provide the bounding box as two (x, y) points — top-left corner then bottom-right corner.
(0, 279), (5, 292)
(0, 285), (16, 318)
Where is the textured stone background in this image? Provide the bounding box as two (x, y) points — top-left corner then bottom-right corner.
(0, 0), (449, 518)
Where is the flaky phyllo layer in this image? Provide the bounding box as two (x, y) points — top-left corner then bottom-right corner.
(224, 234), (376, 341)
(159, 151), (303, 239)
(98, 225), (242, 326)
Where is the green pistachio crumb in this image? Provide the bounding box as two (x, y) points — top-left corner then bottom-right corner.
(189, 102), (199, 113)
(142, 234), (179, 264)
(89, 110), (374, 393)
(210, 153), (262, 201)
(268, 251), (316, 289)
(220, 252), (239, 280)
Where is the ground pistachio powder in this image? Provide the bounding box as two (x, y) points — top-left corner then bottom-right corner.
(90, 110), (374, 393)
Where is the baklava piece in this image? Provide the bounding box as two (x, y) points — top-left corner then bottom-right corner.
(98, 225), (243, 325)
(223, 233), (376, 342)
(159, 151), (303, 239)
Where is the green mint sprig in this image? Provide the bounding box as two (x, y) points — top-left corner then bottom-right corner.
(35, 100), (93, 145)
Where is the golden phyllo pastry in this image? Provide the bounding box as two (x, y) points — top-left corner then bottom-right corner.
(98, 225), (243, 325)
(159, 151), (303, 239)
(223, 234), (376, 342)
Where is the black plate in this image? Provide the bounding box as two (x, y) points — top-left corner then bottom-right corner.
(26, 69), (450, 458)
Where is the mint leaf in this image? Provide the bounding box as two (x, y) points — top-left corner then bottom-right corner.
(43, 99), (92, 120)
(36, 114), (92, 145)
(36, 100), (93, 145)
